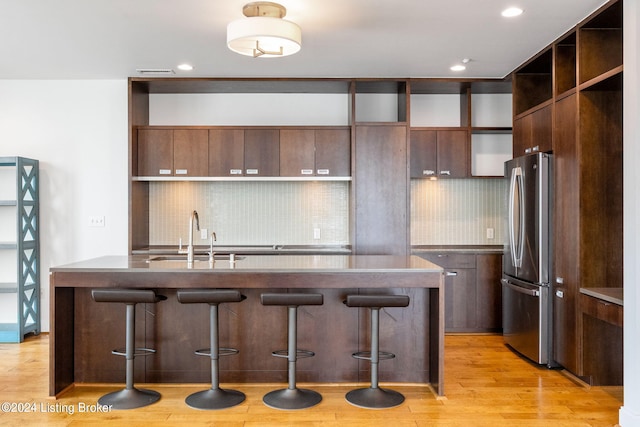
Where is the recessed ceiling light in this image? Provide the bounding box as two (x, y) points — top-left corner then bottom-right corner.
(450, 64), (466, 72)
(177, 63), (194, 71)
(502, 7), (523, 17)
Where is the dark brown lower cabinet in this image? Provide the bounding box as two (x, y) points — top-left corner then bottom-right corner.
(418, 252), (502, 333)
(580, 293), (623, 385)
(475, 254), (502, 331)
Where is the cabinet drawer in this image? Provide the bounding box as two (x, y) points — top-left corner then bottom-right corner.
(419, 253), (476, 269)
(580, 294), (623, 327)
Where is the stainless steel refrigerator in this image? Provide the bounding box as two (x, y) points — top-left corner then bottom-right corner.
(502, 152), (554, 366)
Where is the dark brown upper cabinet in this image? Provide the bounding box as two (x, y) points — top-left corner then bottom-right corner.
(279, 128), (351, 177)
(410, 129), (468, 178)
(512, 104), (553, 157)
(137, 128), (208, 177)
(243, 129), (280, 177)
(208, 129), (245, 176)
(208, 129), (279, 177)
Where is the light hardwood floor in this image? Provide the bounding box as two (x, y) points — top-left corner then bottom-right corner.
(0, 334), (622, 426)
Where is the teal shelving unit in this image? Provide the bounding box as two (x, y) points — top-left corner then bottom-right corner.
(0, 157), (40, 342)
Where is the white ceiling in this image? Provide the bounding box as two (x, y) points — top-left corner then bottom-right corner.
(0, 0), (608, 80)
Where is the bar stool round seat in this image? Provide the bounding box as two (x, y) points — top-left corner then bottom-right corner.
(343, 294), (410, 409)
(91, 288), (167, 410)
(260, 292), (324, 410)
(177, 289), (246, 410)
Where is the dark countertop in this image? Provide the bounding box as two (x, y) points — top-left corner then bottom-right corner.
(580, 287), (623, 306)
(51, 254), (441, 273)
(412, 245), (504, 254)
(132, 244), (352, 256)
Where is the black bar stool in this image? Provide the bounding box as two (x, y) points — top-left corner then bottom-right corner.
(343, 294), (410, 409)
(91, 288), (167, 410)
(260, 292), (324, 410)
(177, 289), (246, 410)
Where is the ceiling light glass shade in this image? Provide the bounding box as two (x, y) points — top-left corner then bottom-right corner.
(227, 17), (302, 58)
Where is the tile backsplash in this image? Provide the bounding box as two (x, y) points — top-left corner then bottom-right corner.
(148, 179), (506, 248)
(149, 181), (350, 246)
(411, 179), (506, 245)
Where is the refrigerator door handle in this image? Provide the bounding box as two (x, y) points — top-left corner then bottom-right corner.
(508, 166), (525, 268)
(502, 279), (540, 297)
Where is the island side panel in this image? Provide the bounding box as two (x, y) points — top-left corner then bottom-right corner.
(49, 283), (75, 397)
(429, 274), (445, 395)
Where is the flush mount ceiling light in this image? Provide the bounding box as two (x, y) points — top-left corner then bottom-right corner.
(227, 2), (302, 58)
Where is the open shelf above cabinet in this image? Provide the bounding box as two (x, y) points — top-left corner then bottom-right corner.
(513, 49), (553, 115)
(578, 0), (622, 86)
(354, 80), (407, 123)
(555, 32), (577, 96)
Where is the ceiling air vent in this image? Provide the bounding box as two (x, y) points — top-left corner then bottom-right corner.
(135, 68), (175, 75)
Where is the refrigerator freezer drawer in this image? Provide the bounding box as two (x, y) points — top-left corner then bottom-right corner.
(502, 278), (549, 365)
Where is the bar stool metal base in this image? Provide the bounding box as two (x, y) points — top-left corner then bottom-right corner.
(185, 388), (246, 410)
(98, 387), (161, 410)
(263, 388), (322, 410)
(345, 387), (405, 409)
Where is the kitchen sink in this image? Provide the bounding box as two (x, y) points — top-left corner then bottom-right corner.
(148, 254), (245, 262)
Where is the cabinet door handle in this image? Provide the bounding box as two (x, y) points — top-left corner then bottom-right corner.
(532, 145), (540, 152)
(159, 169), (172, 175)
(175, 169), (188, 175)
(525, 148), (532, 154)
(422, 170), (435, 176)
(445, 271), (458, 277)
(246, 169), (259, 175)
(440, 170), (451, 176)
(317, 169), (330, 175)
(301, 169), (314, 175)
(230, 169), (243, 175)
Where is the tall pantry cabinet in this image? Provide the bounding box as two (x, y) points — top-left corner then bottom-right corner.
(511, 0), (623, 384)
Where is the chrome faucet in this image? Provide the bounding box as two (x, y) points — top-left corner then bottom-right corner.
(187, 210), (199, 264)
(208, 231), (217, 263)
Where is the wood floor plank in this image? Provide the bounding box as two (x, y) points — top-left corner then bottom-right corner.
(0, 334), (622, 426)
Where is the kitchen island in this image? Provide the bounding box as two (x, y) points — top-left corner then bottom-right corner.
(49, 255), (444, 397)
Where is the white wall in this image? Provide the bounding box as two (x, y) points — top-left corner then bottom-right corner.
(0, 80), (129, 332)
(621, 0), (640, 425)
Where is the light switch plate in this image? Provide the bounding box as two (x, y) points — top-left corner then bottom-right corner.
(89, 216), (105, 227)
(486, 227), (494, 239)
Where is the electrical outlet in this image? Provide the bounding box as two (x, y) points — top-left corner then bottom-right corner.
(486, 227), (494, 239)
(200, 228), (208, 239)
(89, 216), (105, 227)
(313, 228), (321, 240)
